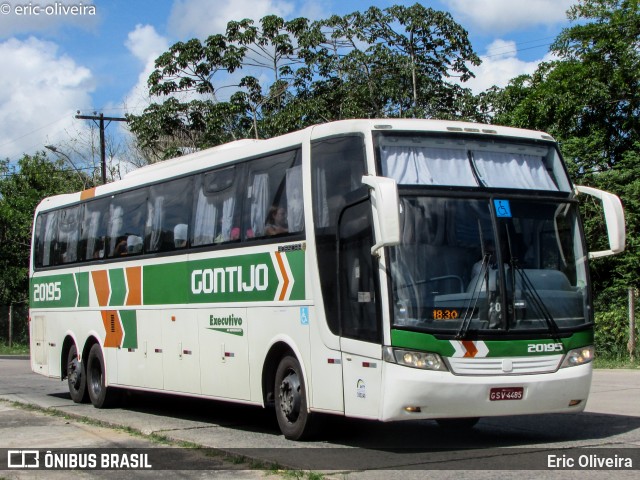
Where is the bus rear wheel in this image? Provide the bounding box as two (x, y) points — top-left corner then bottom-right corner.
(274, 355), (315, 440)
(86, 344), (119, 408)
(67, 344), (87, 403)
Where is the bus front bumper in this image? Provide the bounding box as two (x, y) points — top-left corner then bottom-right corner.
(380, 362), (592, 421)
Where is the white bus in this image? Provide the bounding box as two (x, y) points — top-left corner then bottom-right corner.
(29, 119), (625, 440)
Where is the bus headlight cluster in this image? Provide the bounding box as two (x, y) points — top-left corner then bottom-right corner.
(561, 346), (595, 368)
(383, 347), (448, 371)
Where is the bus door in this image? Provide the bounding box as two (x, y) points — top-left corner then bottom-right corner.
(338, 200), (383, 419)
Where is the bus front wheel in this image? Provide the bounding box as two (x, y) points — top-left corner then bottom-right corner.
(86, 344), (119, 408)
(67, 344), (87, 403)
(274, 355), (315, 440)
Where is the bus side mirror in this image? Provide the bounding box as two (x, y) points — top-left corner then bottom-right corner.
(362, 175), (401, 256)
(575, 185), (626, 259)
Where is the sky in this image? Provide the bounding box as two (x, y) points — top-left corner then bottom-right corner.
(0, 0), (579, 163)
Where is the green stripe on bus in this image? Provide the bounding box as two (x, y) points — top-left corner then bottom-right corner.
(288, 250), (305, 300)
(120, 310), (138, 349)
(108, 269), (126, 306)
(390, 329), (594, 357)
(75, 272), (89, 307)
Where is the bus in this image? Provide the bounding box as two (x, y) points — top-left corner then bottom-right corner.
(29, 119), (625, 440)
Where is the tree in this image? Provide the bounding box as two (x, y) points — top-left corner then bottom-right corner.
(128, 4), (480, 157)
(0, 153), (86, 305)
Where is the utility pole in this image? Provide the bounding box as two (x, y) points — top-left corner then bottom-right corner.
(75, 112), (127, 184)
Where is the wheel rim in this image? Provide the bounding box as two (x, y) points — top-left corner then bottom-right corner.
(68, 355), (81, 390)
(278, 369), (301, 423)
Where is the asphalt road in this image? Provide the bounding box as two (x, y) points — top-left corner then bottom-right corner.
(0, 357), (639, 479)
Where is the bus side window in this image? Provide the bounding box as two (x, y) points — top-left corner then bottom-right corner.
(147, 176), (193, 252)
(41, 210), (59, 267)
(107, 189), (147, 258)
(244, 149), (303, 240)
(57, 206), (81, 264)
(79, 197), (110, 261)
(192, 166), (238, 246)
(33, 213), (46, 268)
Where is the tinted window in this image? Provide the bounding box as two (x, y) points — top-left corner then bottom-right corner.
(192, 166), (241, 246)
(107, 189), (147, 258)
(311, 135), (367, 334)
(243, 149), (303, 240)
(147, 176), (193, 252)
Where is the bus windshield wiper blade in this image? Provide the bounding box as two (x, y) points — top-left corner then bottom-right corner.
(513, 264), (561, 337)
(456, 254), (489, 339)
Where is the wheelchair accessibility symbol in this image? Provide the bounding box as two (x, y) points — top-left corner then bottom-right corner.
(494, 199), (512, 218)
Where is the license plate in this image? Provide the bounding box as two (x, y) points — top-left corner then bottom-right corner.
(490, 387), (524, 401)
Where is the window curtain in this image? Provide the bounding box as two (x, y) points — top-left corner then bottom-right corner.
(59, 208), (79, 263)
(147, 196), (164, 251)
(250, 173), (269, 237)
(108, 205), (123, 256)
(381, 146), (476, 186)
(85, 210), (101, 259)
(220, 195), (235, 241)
(473, 151), (558, 190)
(286, 165), (303, 232)
(193, 188), (217, 245)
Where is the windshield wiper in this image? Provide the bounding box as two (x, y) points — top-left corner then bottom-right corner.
(511, 261), (561, 337)
(456, 253), (490, 339)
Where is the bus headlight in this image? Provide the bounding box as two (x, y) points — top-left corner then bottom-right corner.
(383, 347), (448, 371)
(561, 345), (595, 368)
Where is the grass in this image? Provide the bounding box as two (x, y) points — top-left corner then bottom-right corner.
(0, 342), (29, 355)
(594, 354), (640, 369)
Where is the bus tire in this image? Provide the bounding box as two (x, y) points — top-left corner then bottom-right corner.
(67, 344), (87, 403)
(436, 417), (480, 429)
(274, 355), (314, 440)
(86, 343), (119, 408)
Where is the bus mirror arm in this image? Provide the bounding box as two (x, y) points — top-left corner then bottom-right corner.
(575, 185), (626, 259)
(362, 176), (401, 256)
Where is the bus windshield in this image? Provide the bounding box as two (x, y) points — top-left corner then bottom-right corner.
(389, 197), (590, 334)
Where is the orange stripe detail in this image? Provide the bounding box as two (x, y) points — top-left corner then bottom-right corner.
(125, 266), (142, 306)
(92, 270), (110, 307)
(80, 187), (96, 200)
(274, 252), (290, 301)
(462, 341), (478, 358)
(101, 310), (123, 348)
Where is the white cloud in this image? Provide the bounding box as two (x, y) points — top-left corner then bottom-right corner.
(0, 37), (94, 159)
(0, 0), (99, 38)
(167, 0), (295, 38)
(447, 0), (576, 33)
(458, 39), (556, 94)
(125, 24), (170, 64)
(122, 24), (170, 115)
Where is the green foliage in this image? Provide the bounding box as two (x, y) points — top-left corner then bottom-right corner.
(128, 4), (479, 158)
(0, 153), (85, 304)
(594, 308), (639, 359)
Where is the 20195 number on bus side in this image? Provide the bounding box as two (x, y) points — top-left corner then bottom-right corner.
(29, 119), (625, 440)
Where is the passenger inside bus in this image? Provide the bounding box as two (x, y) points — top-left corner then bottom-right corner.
(174, 224), (188, 249)
(265, 206), (288, 235)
